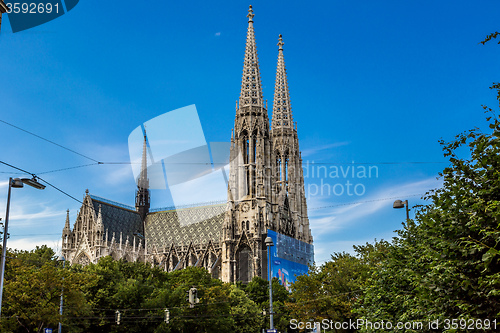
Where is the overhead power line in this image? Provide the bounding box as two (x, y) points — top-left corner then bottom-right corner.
(0, 119), (100, 163)
(1, 118), (446, 176)
(0, 160), (433, 214)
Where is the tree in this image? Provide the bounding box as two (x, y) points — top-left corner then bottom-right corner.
(245, 276), (290, 332)
(289, 253), (368, 332)
(0, 246), (92, 333)
(356, 111), (500, 330)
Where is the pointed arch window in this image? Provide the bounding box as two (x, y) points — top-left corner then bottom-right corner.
(238, 247), (252, 283)
(252, 136), (257, 163)
(277, 157), (282, 181)
(244, 136), (249, 164)
(284, 156), (289, 182)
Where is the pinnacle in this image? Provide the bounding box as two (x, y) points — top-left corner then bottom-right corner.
(247, 5), (254, 22)
(271, 34), (294, 130)
(238, 5), (265, 110)
(139, 131), (149, 189)
(278, 34), (284, 51)
(64, 209), (71, 230)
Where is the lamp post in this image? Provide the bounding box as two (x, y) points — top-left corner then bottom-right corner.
(0, 177), (45, 319)
(58, 255), (65, 333)
(264, 236), (274, 331)
(393, 199), (409, 220)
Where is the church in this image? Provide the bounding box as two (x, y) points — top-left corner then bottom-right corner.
(61, 6), (314, 285)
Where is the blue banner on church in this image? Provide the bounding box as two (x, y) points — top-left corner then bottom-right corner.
(267, 229), (314, 290)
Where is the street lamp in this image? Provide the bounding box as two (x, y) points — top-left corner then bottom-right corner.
(58, 255), (65, 333)
(264, 236), (274, 331)
(0, 177), (45, 318)
(393, 199), (409, 220)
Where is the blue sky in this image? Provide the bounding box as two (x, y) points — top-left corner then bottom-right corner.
(0, 0), (499, 264)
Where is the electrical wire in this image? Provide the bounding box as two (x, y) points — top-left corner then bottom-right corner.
(0, 119), (100, 163)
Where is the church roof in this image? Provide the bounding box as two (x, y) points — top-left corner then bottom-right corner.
(145, 203), (226, 250)
(90, 195), (143, 242)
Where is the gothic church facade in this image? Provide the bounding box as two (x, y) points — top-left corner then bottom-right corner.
(61, 6), (313, 284)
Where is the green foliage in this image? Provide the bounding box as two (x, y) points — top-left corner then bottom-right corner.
(289, 253), (367, 332)
(246, 276), (290, 332)
(0, 246), (91, 333)
(356, 112), (500, 331)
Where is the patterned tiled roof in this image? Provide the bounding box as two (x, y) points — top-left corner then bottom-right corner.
(91, 198), (143, 243)
(145, 204), (226, 250)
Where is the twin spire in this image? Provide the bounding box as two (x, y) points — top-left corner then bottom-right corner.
(272, 34), (294, 130)
(239, 5), (264, 109)
(239, 5), (293, 128)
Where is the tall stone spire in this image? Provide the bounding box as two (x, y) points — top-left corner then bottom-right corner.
(239, 5), (264, 110)
(135, 131), (150, 222)
(64, 209), (71, 231)
(271, 34), (294, 130)
(270, 34), (313, 244)
(62, 209), (72, 255)
(223, 5), (273, 284)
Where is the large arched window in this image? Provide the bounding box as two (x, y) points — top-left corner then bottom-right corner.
(284, 155), (288, 182)
(237, 247), (253, 283)
(253, 136), (257, 163)
(244, 137), (249, 164)
(277, 156), (282, 181)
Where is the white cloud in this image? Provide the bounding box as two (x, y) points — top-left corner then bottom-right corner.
(308, 176), (442, 236)
(9, 207), (65, 225)
(302, 141), (350, 157)
(8, 237), (61, 254)
(313, 231), (397, 264)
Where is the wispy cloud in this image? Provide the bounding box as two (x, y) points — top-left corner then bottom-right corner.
(308, 176), (442, 236)
(302, 141), (350, 157)
(313, 231), (397, 264)
(9, 207), (65, 224)
(8, 237), (61, 253)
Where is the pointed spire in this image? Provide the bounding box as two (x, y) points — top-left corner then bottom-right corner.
(139, 131), (149, 189)
(96, 205), (103, 229)
(64, 209), (71, 231)
(239, 5), (264, 110)
(272, 34), (294, 130)
(136, 130), (150, 221)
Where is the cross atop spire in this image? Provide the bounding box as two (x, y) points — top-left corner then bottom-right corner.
(247, 5), (254, 22)
(278, 34), (284, 50)
(239, 5), (265, 110)
(272, 34), (294, 130)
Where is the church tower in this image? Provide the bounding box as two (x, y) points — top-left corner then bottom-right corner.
(270, 35), (312, 243)
(222, 5), (275, 283)
(135, 132), (150, 222)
